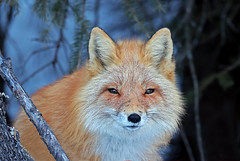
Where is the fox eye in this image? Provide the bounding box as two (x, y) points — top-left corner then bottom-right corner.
(108, 88), (119, 94)
(145, 89), (155, 95)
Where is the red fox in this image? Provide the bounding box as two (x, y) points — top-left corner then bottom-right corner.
(14, 27), (184, 161)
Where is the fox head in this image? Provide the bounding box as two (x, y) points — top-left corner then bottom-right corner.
(77, 27), (183, 143)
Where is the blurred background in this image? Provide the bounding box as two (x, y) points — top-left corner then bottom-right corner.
(0, 0), (240, 160)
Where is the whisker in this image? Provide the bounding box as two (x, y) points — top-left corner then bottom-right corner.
(148, 116), (159, 124)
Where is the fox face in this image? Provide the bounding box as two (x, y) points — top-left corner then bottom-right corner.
(74, 27), (183, 160)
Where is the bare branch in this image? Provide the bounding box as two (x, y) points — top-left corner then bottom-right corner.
(21, 61), (52, 84)
(185, 27), (206, 161)
(180, 128), (195, 161)
(22, 28), (67, 84)
(186, 41), (205, 161)
(24, 45), (56, 66)
(185, 0), (206, 160)
(199, 57), (240, 92)
(0, 51), (70, 161)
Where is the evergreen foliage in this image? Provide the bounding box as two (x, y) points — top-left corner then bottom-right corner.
(33, 0), (91, 72)
(70, 0), (90, 72)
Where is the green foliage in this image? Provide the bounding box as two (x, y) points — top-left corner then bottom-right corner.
(34, 0), (68, 26)
(123, 0), (165, 38)
(199, 74), (217, 92)
(150, 0), (166, 12)
(69, 0), (90, 72)
(70, 18), (90, 72)
(38, 27), (51, 43)
(217, 73), (234, 90)
(0, 0), (18, 6)
(0, 0), (19, 15)
(32, 0), (91, 72)
(199, 72), (234, 95)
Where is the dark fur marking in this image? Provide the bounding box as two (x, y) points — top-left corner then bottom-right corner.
(118, 100), (131, 111)
(155, 40), (169, 66)
(93, 38), (107, 68)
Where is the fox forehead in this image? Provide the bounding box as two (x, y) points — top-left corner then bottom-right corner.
(88, 44), (161, 97)
(103, 40), (156, 84)
(108, 63), (155, 88)
(116, 39), (145, 60)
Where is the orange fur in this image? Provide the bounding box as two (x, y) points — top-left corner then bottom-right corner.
(14, 27), (184, 161)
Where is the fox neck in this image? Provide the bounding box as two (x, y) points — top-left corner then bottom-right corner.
(94, 130), (159, 161)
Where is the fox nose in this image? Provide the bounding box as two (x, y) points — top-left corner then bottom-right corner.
(128, 113), (141, 123)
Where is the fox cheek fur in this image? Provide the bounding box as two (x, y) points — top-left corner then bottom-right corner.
(14, 27), (184, 161)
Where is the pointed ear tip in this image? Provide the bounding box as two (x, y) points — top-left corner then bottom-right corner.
(91, 27), (104, 35)
(156, 28), (171, 36)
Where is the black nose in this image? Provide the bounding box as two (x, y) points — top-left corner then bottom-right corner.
(128, 113), (141, 123)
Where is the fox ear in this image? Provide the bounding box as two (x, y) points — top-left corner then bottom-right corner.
(88, 27), (116, 67)
(145, 28), (173, 66)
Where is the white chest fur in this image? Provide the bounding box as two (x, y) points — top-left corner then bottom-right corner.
(94, 128), (159, 161)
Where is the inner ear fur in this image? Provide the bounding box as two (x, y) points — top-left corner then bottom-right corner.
(145, 28), (176, 82)
(88, 27), (117, 68)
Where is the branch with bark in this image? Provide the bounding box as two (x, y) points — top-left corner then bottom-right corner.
(0, 51), (69, 161)
(0, 93), (34, 161)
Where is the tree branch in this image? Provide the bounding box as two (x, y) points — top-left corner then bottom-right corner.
(0, 51), (70, 161)
(199, 57), (240, 92)
(180, 127), (195, 161)
(0, 93), (34, 161)
(185, 0), (206, 160)
(185, 27), (206, 161)
(21, 61), (53, 84)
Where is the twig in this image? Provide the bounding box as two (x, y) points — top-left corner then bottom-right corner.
(24, 45), (56, 66)
(23, 6), (67, 82)
(199, 57), (240, 92)
(180, 127), (195, 161)
(21, 61), (52, 84)
(0, 51), (70, 161)
(184, 0), (206, 160)
(186, 43), (205, 161)
(219, 58), (240, 75)
(22, 28), (66, 84)
(124, 1), (150, 38)
(192, 1), (207, 47)
(52, 28), (65, 74)
(185, 27), (206, 161)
